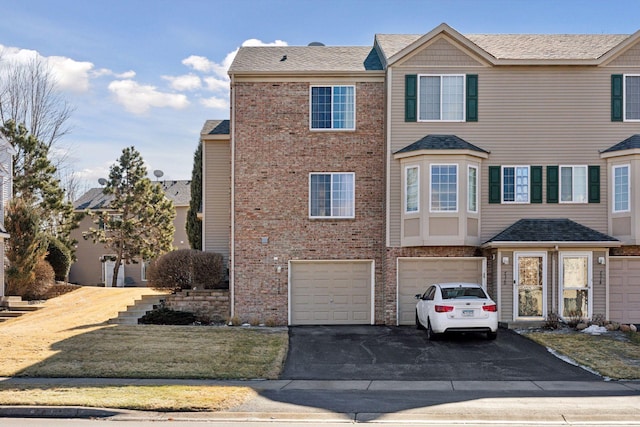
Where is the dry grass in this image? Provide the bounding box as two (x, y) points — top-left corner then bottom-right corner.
(0, 287), (288, 411)
(0, 384), (255, 412)
(525, 331), (640, 380)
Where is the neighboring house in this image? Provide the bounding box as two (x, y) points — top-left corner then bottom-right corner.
(69, 180), (191, 287)
(203, 23), (640, 327)
(0, 135), (14, 298)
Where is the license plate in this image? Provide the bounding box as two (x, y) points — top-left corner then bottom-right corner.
(462, 309), (474, 317)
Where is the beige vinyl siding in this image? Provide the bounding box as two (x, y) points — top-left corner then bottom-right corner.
(592, 251), (607, 317)
(173, 206), (190, 250)
(388, 38), (640, 246)
(609, 257), (640, 323)
(203, 140), (231, 264)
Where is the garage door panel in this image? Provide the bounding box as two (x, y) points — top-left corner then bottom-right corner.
(609, 258), (640, 324)
(291, 261), (372, 325)
(398, 258), (484, 325)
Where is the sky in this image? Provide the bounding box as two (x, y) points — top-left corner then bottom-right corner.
(2, 0), (640, 196)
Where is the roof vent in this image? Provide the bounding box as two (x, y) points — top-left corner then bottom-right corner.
(308, 42), (325, 46)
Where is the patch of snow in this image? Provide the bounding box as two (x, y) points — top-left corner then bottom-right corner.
(545, 347), (611, 381)
(581, 325), (608, 335)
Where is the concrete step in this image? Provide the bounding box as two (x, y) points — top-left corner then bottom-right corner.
(108, 294), (165, 325)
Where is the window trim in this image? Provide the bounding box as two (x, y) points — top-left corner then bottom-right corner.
(308, 172), (355, 219)
(309, 85), (356, 131)
(417, 74), (466, 122)
(558, 252), (592, 320)
(141, 260), (150, 282)
(559, 165), (588, 204)
(612, 164), (630, 213)
(404, 165), (420, 214)
(502, 165), (530, 204)
(429, 163), (458, 213)
(467, 164), (478, 213)
(624, 74), (640, 122)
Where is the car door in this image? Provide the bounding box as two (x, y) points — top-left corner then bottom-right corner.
(417, 286), (436, 324)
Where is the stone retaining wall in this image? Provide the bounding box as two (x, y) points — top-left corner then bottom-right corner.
(165, 289), (230, 324)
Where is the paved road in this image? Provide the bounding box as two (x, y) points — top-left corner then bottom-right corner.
(281, 325), (600, 381)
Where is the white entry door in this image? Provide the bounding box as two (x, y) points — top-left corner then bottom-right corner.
(559, 252), (592, 319)
(103, 258), (124, 287)
(514, 252), (547, 320)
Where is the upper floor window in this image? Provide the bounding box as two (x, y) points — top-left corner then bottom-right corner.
(418, 75), (465, 121)
(613, 164), (630, 213)
(430, 164), (458, 212)
(560, 165), (587, 203)
(309, 172), (355, 218)
(468, 165), (478, 213)
(310, 85), (355, 130)
(625, 75), (640, 121)
(502, 166), (529, 203)
(405, 165), (419, 213)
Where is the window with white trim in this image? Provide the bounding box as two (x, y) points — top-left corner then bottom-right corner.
(141, 260), (150, 282)
(468, 165), (478, 213)
(430, 164), (458, 212)
(613, 164), (630, 213)
(418, 75), (465, 121)
(309, 172), (355, 218)
(559, 253), (592, 319)
(310, 85), (355, 130)
(502, 166), (529, 203)
(405, 166), (419, 213)
(560, 165), (587, 203)
(625, 75), (640, 121)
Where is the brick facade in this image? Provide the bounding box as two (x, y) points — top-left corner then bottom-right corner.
(232, 81), (386, 325)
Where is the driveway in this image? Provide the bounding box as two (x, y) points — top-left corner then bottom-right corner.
(280, 325), (600, 381)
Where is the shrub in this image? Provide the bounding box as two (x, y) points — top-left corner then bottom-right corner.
(139, 307), (196, 325)
(147, 249), (225, 290)
(544, 312), (560, 330)
(46, 237), (72, 281)
(26, 258), (56, 300)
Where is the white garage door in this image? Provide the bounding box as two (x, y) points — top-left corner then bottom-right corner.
(397, 257), (485, 325)
(290, 260), (373, 325)
(609, 257), (640, 324)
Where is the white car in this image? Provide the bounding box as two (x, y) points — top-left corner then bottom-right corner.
(415, 283), (498, 340)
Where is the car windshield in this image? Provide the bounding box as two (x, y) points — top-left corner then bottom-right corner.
(441, 286), (487, 300)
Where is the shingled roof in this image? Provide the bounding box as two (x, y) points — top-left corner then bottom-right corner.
(601, 134), (640, 153)
(483, 218), (619, 247)
(74, 180), (191, 210)
(394, 134), (489, 155)
(201, 119), (230, 136)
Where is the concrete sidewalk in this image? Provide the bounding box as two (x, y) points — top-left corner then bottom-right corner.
(1, 378), (639, 424)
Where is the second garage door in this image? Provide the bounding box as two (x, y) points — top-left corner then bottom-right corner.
(397, 257), (485, 325)
(609, 257), (640, 324)
(290, 260), (373, 325)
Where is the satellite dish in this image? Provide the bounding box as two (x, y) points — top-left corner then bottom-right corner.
(153, 170), (164, 179)
(308, 42), (325, 46)
(98, 178), (107, 186)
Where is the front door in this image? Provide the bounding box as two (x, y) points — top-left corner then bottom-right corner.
(103, 258), (124, 287)
(514, 252), (547, 319)
(559, 252), (592, 320)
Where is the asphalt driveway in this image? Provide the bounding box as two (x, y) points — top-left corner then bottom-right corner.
(281, 325), (600, 381)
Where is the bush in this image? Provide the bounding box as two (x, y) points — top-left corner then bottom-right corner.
(46, 238), (72, 281)
(20, 258), (55, 300)
(139, 307), (196, 325)
(147, 249), (225, 290)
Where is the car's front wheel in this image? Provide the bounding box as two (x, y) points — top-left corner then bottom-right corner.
(416, 311), (425, 330)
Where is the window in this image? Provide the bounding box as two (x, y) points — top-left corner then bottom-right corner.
(502, 166), (529, 203)
(613, 164), (630, 213)
(405, 166), (419, 213)
(310, 85), (355, 130)
(141, 260), (151, 282)
(560, 166), (587, 203)
(430, 164), (457, 212)
(309, 172), (355, 218)
(625, 75), (640, 121)
(418, 75), (465, 121)
(468, 165), (478, 213)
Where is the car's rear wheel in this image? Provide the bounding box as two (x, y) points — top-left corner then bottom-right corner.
(415, 311), (425, 330)
(487, 331), (497, 340)
(426, 319), (440, 341)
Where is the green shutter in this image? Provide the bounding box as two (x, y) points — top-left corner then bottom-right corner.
(612, 74), (623, 122)
(405, 74), (417, 122)
(489, 166), (501, 204)
(466, 74), (478, 122)
(531, 166), (543, 203)
(588, 165), (600, 203)
(547, 166), (559, 203)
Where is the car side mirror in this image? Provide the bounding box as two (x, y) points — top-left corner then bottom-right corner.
(415, 294), (422, 300)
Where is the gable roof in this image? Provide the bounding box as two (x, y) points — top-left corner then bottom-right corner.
(201, 119), (230, 136)
(483, 218), (619, 248)
(74, 180), (191, 210)
(229, 46), (383, 75)
(394, 134), (489, 155)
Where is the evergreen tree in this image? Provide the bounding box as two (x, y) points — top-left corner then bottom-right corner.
(85, 147), (176, 287)
(186, 141), (202, 250)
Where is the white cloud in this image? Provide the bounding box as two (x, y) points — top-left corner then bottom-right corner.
(162, 73), (201, 91)
(203, 76), (229, 93)
(182, 55), (216, 73)
(108, 80), (189, 114)
(48, 56), (94, 92)
(92, 68), (136, 79)
(200, 96), (229, 110)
